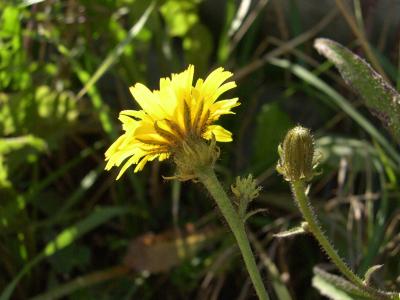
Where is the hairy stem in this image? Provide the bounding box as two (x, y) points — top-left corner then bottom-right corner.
(196, 166), (270, 300)
(291, 180), (393, 300)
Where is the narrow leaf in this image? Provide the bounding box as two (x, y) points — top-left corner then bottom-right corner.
(273, 226), (306, 238)
(363, 264), (383, 286)
(313, 267), (371, 299)
(75, 2), (155, 100)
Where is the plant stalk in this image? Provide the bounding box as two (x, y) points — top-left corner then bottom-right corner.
(196, 166), (270, 300)
(291, 180), (393, 300)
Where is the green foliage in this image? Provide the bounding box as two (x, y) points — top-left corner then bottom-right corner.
(0, 6), (29, 90)
(160, 0), (201, 37)
(252, 102), (292, 172)
(0, 135), (47, 188)
(312, 274), (370, 300)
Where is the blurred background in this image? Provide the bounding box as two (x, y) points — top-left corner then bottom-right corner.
(1, 0), (399, 299)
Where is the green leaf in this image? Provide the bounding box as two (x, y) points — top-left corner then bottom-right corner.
(0, 5), (30, 90)
(273, 226), (306, 238)
(314, 38), (400, 142)
(183, 23), (213, 75)
(160, 0), (200, 37)
(363, 264), (382, 286)
(48, 244), (91, 274)
(0, 135), (47, 155)
(312, 268), (372, 300)
(252, 102), (292, 173)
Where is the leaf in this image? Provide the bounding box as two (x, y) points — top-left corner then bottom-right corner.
(30, 266), (129, 300)
(312, 267), (372, 300)
(273, 226), (306, 238)
(312, 276), (365, 300)
(0, 5), (30, 90)
(48, 244), (91, 274)
(183, 23), (213, 75)
(314, 38), (400, 142)
(0, 135), (47, 155)
(363, 264), (383, 286)
(160, 0), (200, 37)
(244, 208), (268, 222)
(0, 135), (47, 189)
(0, 206), (130, 300)
(252, 102), (292, 173)
(124, 227), (221, 273)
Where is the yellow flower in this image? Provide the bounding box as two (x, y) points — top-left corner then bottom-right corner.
(105, 65), (240, 179)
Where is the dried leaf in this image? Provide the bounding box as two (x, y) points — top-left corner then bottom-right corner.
(124, 226), (220, 273)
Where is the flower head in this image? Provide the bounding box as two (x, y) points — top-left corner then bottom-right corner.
(105, 65), (240, 179)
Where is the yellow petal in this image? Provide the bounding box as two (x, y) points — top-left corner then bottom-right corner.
(209, 81), (237, 104)
(209, 98), (240, 120)
(129, 84), (167, 119)
(199, 68), (234, 102)
(116, 155), (138, 179)
(202, 125), (232, 142)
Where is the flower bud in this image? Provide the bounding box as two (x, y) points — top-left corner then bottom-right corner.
(171, 136), (220, 181)
(231, 174), (261, 203)
(277, 126), (317, 182)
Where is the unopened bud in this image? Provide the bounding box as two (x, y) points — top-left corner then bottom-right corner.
(231, 174), (261, 203)
(277, 126), (318, 182)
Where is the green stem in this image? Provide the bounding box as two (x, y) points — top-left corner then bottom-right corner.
(291, 180), (393, 300)
(196, 166), (270, 300)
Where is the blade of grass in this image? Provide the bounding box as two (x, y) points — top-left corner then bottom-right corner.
(233, 9), (338, 81)
(228, 0), (251, 38)
(217, 0), (236, 63)
(230, 0), (270, 53)
(75, 2), (155, 101)
(19, 0), (46, 7)
(0, 141), (104, 231)
(334, 0), (387, 80)
(53, 166), (102, 218)
(73, 64), (117, 138)
(0, 206), (131, 300)
(249, 231), (293, 300)
(30, 266), (130, 300)
(358, 143), (392, 274)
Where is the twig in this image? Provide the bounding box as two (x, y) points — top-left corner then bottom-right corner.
(233, 9), (338, 81)
(335, 0), (388, 80)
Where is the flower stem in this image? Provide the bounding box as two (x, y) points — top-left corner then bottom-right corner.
(196, 166), (270, 300)
(291, 180), (393, 300)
